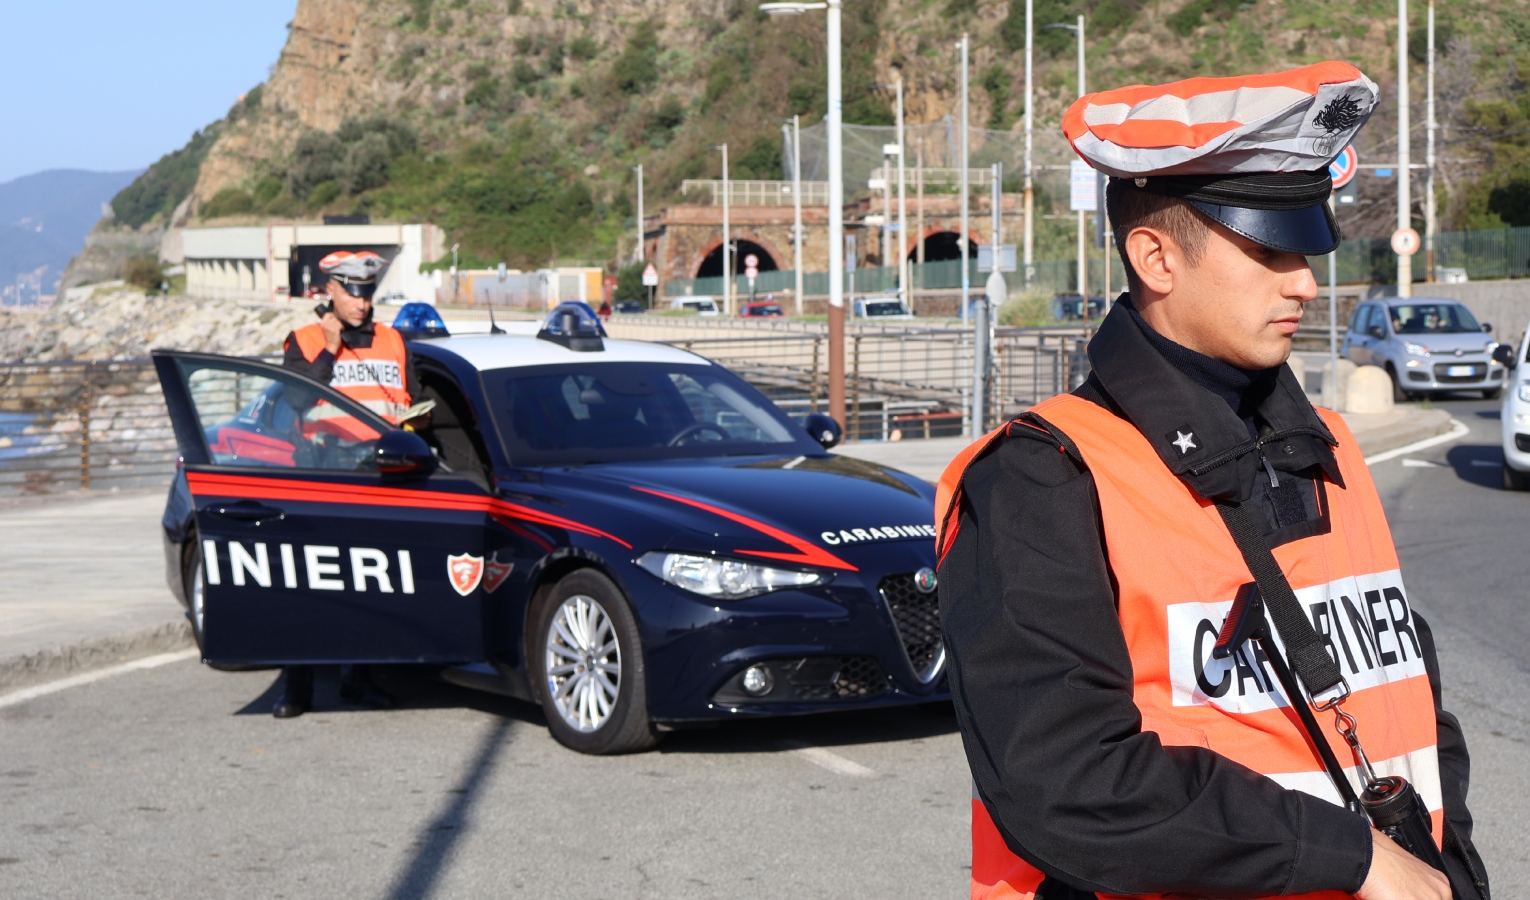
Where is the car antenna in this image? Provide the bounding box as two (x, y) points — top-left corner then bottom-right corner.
(488, 304), (505, 334)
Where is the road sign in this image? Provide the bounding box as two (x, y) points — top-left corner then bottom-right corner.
(1391, 228), (1421, 256)
(744, 254), (759, 268)
(1069, 159), (1097, 212)
(978, 244), (1017, 273)
(1329, 145), (1359, 189)
(745, 266), (759, 279)
(641, 263), (658, 287)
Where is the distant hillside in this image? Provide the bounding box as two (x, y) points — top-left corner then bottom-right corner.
(0, 169), (141, 303)
(90, 0), (1530, 276)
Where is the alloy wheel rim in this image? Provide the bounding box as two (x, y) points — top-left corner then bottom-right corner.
(544, 594), (621, 733)
(192, 560), (206, 637)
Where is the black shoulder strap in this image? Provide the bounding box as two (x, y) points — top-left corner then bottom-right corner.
(1215, 501), (1348, 699)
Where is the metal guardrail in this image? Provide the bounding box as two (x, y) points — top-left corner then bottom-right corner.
(0, 359), (175, 497)
(0, 328), (1093, 496)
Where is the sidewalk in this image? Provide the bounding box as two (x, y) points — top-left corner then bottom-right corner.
(0, 405), (1460, 693)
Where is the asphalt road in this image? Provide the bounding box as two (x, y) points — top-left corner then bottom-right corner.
(3, 394), (1529, 898)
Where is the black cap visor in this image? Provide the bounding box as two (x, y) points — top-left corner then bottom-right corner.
(332, 278), (378, 298)
(1186, 200), (1340, 256)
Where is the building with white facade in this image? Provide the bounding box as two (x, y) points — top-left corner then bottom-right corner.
(182, 223), (447, 303)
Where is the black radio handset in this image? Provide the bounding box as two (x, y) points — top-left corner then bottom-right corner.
(313, 300), (334, 318)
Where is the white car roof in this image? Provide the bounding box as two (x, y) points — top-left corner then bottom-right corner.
(417, 333), (714, 371)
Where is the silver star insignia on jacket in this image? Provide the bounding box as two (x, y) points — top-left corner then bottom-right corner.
(1172, 431), (1197, 455)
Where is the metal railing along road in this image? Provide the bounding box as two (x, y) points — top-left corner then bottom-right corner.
(0, 359), (176, 497)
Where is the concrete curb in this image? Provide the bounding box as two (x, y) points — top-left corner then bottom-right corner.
(0, 619), (192, 694)
(1351, 408), (1457, 459)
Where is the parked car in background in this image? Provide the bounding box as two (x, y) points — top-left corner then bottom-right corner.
(1342, 297), (1504, 400)
(378, 291), (411, 306)
(1052, 293), (1106, 321)
(853, 296), (913, 320)
(739, 300), (785, 318)
(671, 297), (720, 316)
(614, 300), (644, 314)
(1494, 324), (1530, 490)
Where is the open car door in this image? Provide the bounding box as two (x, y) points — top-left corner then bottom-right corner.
(153, 350), (489, 666)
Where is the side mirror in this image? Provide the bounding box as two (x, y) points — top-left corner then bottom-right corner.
(803, 413), (842, 450)
(1368, 326), (1386, 340)
(1482, 322), (1494, 333)
(1493, 343), (1518, 368)
(376, 428), (437, 477)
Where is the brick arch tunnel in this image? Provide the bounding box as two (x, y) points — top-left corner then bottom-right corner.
(696, 239), (781, 279)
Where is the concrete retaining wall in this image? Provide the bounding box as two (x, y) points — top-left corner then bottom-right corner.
(1369, 279), (1530, 339)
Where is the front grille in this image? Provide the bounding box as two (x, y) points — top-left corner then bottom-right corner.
(880, 573), (945, 683)
(1406, 370), (1429, 382)
(1433, 362), (1486, 383)
(711, 656), (890, 704)
(789, 656), (889, 701)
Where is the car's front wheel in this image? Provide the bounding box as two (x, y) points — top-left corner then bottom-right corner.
(184, 540), (207, 651)
(1504, 461), (1530, 491)
(1385, 364), (1410, 403)
(530, 569), (658, 755)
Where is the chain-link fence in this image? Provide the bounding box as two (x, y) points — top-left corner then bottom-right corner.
(0, 360), (176, 497)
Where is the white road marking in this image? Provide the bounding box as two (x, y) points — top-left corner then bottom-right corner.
(0, 648), (199, 710)
(1365, 418), (1471, 466)
(778, 739), (877, 777)
(1402, 458), (1451, 468)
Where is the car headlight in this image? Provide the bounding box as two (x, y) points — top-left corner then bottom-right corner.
(1486, 340), (1500, 353)
(637, 551), (826, 599)
(1519, 381), (1530, 404)
(1404, 342), (1430, 357)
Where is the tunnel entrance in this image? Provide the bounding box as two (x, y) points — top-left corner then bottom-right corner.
(697, 239), (780, 279)
(910, 231), (975, 263)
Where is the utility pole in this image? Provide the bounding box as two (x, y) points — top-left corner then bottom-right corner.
(896, 75), (908, 311)
(633, 163), (645, 264)
(792, 114), (804, 316)
(959, 32), (970, 329)
(1023, 0), (1034, 289)
(1425, 0), (1436, 283)
(761, 0), (846, 423)
(1075, 16), (1087, 318)
(1328, 196), (1339, 409)
(1397, 0), (1411, 297)
(714, 143), (732, 315)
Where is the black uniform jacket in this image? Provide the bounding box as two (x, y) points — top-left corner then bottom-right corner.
(281, 318), (420, 398)
(940, 301), (1485, 897)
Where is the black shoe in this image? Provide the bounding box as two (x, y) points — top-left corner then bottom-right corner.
(272, 694), (308, 718)
(273, 666), (312, 718)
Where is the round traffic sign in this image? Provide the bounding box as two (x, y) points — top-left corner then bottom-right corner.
(1329, 145), (1358, 189)
(744, 253), (759, 268)
(745, 266), (759, 279)
(1391, 227), (1421, 257)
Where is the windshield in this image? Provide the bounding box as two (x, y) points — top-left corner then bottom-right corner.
(865, 301), (904, 316)
(484, 362), (817, 465)
(746, 304), (783, 316)
(1388, 303), (1480, 334)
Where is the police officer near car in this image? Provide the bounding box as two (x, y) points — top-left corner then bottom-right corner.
(938, 63), (1489, 900)
(273, 249), (427, 718)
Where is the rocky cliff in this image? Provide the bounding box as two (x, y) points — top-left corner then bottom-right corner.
(91, 0), (1530, 268)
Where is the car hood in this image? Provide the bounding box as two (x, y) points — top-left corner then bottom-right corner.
(1392, 332), (1495, 354)
(542, 453), (937, 566)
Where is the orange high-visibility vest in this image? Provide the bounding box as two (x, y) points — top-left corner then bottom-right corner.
(938, 395), (1441, 900)
(291, 322), (412, 439)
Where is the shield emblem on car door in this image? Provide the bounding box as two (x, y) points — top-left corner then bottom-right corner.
(447, 553), (484, 596)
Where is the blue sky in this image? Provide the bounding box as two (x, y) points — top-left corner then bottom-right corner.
(0, 2), (294, 184)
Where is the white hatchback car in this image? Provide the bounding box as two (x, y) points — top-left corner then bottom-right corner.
(1495, 326), (1530, 489)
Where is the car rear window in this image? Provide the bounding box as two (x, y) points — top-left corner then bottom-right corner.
(483, 362), (816, 465)
(1388, 303), (1480, 334)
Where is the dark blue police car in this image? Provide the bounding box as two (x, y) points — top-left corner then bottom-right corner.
(153, 305), (945, 754)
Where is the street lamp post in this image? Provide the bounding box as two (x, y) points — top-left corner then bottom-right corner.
(761, 0), (845, 425)
(1048, 17), (1087, 320)
(633, 163), (645, 264)
(713, 143), (732, 315)
(1023, 0), (1034, 289)
(1397, 0), (1411, 297)
(1425, 0), (1436, 283)
(895, 75), (908, 311)
(959, 32), (970, 329)
(793, 115), (804, 315)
